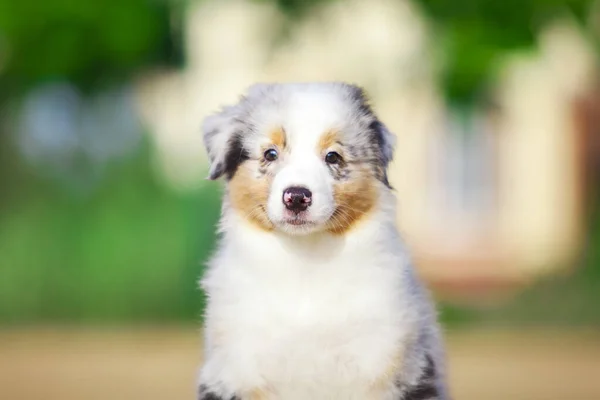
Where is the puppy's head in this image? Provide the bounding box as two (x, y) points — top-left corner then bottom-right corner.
(203, 83), (395, 235)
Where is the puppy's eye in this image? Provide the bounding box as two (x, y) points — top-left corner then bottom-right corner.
(264, 149), (278, 162)
(325, 151), (342, 164)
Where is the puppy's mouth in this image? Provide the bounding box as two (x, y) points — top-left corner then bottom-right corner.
(281, 211), (315, 227)
(285, 218), (312, 226)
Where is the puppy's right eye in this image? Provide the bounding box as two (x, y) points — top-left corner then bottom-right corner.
(264, 149), (278, 162)
(325, 151), (342, 164)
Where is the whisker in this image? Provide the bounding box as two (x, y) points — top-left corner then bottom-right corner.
(335, 204), (370, 217)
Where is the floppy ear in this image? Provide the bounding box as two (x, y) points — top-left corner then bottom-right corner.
(369, 119), (396, 188)
(345, 83), (396, 169)
(202, 102), (249, 180)
(370, 119), (396, 169)
(203, 84), (276, 180)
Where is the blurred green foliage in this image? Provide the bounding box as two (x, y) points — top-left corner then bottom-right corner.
(0, 0), (199, 324)
(0, 136), (222, 324)
(418, 0), (595, 104)
(0, 0), (179, 95)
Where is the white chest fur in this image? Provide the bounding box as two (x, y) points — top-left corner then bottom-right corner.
(200, 218), (419, 399)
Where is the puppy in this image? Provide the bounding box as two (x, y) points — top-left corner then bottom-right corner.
(198, 82), (449, 400)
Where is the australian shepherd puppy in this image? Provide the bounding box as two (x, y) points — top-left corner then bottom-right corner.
(197, 82), (449, 400)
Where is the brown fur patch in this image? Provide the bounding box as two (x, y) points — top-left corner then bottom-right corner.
(269, 127), (286, 149)
(229, 162), (274, 232)
(326, 167), (378, 235)
(317, 129), (340, 154)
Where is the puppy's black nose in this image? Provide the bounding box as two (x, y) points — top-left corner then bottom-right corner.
(282, 187), (312, 214)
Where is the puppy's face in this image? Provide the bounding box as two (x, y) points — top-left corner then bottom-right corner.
(203, 83), (395, 236)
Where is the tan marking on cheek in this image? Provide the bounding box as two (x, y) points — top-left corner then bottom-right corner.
(327, 168), (378, 235)
(317, 129), (340, 154)
(229, 164), (274, 232)
(268, 127), (286, 149)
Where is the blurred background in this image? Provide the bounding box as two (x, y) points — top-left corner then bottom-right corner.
(1, 0), (600, 398)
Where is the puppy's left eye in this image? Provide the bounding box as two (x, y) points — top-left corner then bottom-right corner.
(325, 151), (342, 164)
(264, 149), (278, 162)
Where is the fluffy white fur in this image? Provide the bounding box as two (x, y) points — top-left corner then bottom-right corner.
(198, 83), (449, 400)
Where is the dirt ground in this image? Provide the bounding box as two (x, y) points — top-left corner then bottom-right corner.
(0, 327), (599, 400)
